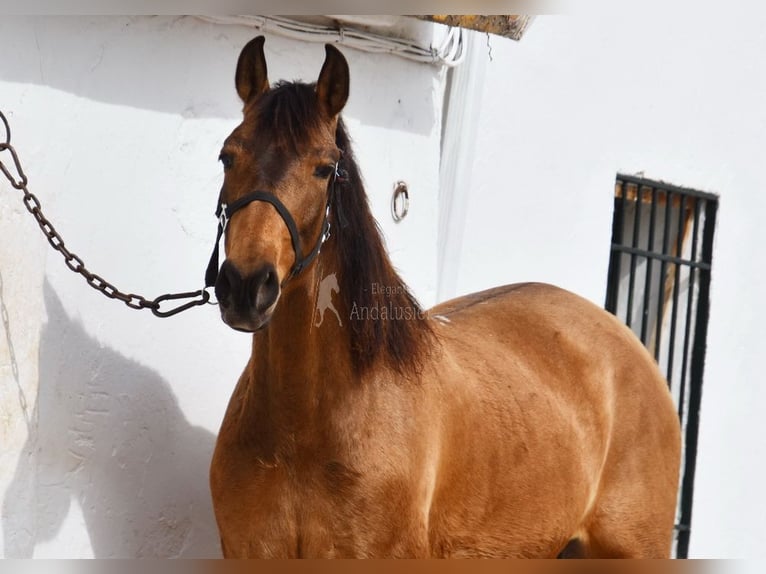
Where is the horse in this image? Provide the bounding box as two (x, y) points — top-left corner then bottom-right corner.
(208, 36), (681, 558)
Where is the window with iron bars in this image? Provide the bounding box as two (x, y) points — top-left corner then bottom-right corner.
(604, 174), (718, 559)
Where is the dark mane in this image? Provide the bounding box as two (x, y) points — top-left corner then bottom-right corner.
(256, 81), (433, 375)
(331, 118), (434, 375)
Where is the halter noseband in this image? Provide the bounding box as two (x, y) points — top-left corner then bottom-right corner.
(204, 163), (346, 289)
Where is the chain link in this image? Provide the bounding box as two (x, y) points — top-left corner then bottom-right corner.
(0, 110), (211, 318)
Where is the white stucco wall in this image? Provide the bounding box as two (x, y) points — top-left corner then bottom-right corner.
(454, 10), (766, 558)
(0, 16), (444, 557)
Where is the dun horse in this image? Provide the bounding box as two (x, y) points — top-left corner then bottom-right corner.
(208, 36), (681, 558)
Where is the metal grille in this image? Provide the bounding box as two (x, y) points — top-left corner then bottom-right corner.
(604, 173), (718, 559)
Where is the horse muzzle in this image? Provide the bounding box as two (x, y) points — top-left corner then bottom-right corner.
(215, 259), (280, 332)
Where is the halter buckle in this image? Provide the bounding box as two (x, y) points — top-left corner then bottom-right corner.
(219, 204), (229, 230)
(334, 163), (348, 184)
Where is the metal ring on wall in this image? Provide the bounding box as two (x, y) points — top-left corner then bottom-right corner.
(391, 181), (409, 222)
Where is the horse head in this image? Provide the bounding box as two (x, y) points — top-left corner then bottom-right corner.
(213, 36), (349, 332)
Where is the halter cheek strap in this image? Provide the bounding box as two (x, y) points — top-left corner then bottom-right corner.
(204, 164), (346, 289)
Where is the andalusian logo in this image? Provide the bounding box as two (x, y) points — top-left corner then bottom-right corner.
(315, 272), (342, 327)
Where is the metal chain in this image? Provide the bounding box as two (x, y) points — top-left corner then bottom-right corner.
(0, 110), (211, 318)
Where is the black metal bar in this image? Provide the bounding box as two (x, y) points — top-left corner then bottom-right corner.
(615, 186), (627, 306)
(678, 198), (702, 426)
(676, 199), (717, 559)
(667, 195), (691, 558)
(609, 244), (711, 271)
(666, 193), (685, 384)
(640, 187), (658, 347)
(605, 190), (626, 313)
(605, 176), (718, 560)
(617, 173), (719, 201)
(625, 185), (643, 328)
(656, 190), (673, 363)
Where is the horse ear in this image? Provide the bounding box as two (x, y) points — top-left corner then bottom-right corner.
(316, 44), (349, 118)
(236, 36), (269, 104)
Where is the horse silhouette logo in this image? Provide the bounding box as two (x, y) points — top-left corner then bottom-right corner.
(315, 272), (342, 327)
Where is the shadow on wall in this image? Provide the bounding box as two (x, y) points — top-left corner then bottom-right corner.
(2, 281), (221, 558)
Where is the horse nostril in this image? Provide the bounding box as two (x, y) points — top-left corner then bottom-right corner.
(215, 260), (243, 308)
(216, 261), (279, 316)
(252, 265), (280, 313)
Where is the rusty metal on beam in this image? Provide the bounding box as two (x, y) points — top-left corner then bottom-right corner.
(414, 15), (532, 41)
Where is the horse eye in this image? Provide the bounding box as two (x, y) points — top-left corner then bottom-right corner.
(313, 164), (334, 179)
(219, 153), (234, 170)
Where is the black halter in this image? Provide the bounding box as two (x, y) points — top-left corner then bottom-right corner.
(204, 163), (347, 289)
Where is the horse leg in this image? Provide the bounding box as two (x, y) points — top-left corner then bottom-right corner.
(556, 538), (586, 558)
(577, 484), (677, 558)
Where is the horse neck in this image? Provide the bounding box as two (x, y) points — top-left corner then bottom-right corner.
(245, 242), (354, 436)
